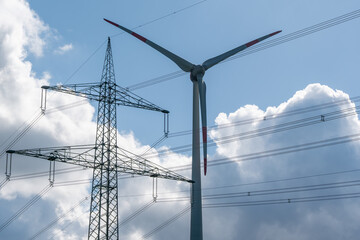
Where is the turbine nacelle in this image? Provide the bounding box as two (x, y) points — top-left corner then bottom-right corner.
(190, 65), (205, 82)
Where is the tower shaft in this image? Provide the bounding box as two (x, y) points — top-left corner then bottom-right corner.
(88, 38), (119, 239)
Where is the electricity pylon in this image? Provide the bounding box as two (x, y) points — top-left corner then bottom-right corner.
(6, 37), (192, 239)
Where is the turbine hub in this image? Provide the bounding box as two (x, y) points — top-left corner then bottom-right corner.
(190, 65), (205, 82)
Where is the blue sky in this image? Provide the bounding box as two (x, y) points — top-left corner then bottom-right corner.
(26, 0), (360, 144)
(1, 0), (360, 239)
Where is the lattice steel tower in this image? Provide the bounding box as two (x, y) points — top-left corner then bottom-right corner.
(88, 36), (119, 239)
(6, 37), (192, 239)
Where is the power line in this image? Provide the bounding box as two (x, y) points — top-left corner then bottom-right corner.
(144, 105), (360, 159)
(157, 178), (360, 202)
(140, 205), (191, 240)
(47, 210), (89, 240)
(0, 100), (89, 159)
(172, 132), (360, 171)
(169, 96), (360, 138)
(126, 8), (360, 90)
(0, 178), (9, 190)
(122, 168), (360, 200)
(203, 192), (360, 208)
(0, 0), (208, 162)
(29, 196), (89, 240)
(204, 179), (360, 200)
(5, 133), (360, 188)
(0, 184), (52, 232)
(119, 200), (155, 227)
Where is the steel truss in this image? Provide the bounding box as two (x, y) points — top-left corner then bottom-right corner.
(7, 37), (191, 239)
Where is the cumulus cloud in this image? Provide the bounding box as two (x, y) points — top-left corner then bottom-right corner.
(54, 43), (73, 55)
(204, 83), (360, 240)
(0, 1), (190, 239)
(0, 0), (93, 239)
(1, 1), (360, 239)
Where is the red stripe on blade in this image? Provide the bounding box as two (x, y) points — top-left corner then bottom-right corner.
(204, 158), (207, 176)
(202, 127), (207, 143)
(104, 19), (119, 27)
(269, 30), (282, 37)
(132, 32), (147, 42)
(246, 39), (259, 47)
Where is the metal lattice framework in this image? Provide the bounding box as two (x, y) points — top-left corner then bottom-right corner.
(7, 37), (192, 239)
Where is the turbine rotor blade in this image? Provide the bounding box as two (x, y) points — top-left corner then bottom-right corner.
(104, 18), (195, 72)
(202, 30), (282, 70)
(197, 74), (207, 176)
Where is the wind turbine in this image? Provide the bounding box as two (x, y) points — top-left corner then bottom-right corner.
(104, 18), (281, 239)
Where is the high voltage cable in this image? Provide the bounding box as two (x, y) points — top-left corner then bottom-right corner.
(202, 192), (360, 208)
(119, 200), (156, 227)
(0, 100), (89, 159)
(203, 179), (360, 200)
(0, 0), (207, 161)
(172, 133), (360, 172)
(157, 178), (360, 202)
(154, 106), (360, 157)
(48, 210), (89, 240)
(169, 96), (360, 138)
(0, 112), (43, 158)
(224, 9), (360, 64)
(143, 105), (360, 158)
(29, 196), (89, 240)
(137, 193), (360, 239)
(133, 192), (360, 238)
(0, 184), (52, 232)
(115, 168), (360, 199)
(140, 205), (191, 240)
(1, 3), (358, 165)
(0, 178), (9, 190)
(3, 89), (357, 168)
(1, 4), (359, 181)
(5, 133), (360, 187)
(111, 0), (208, 39)
(127, 8), (360, 90)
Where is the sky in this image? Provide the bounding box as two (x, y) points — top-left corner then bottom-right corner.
(1, 0), (360, 239)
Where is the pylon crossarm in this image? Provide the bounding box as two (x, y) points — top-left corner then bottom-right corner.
(6, 144), (97, 169)
(42, 83), (102, 101)
(116, 146), (193, 183)
(114, 84), (169, 113)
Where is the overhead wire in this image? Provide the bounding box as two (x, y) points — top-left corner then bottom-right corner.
(2, 4), (359, 168)
(2, 5), (356, 195)
(143, 104), (360, 159)
(202, 179), (360, 200)
(1, 96), (359, 185)
(0, 99), (89, 159)
(0, 178), (9, 190)
(47, 210), (89, 240)
(29, 196), (89, 240)
(126, 8), (360, 90)
(0, 0), (208, 162)
(114, 168), (360, 199)
(157, 179), (360, 202)
(5, 132), (360, 188)
(0, 184), (52, 232)
(140, 205), (191, 240)
(119, 199), (156, 227)
(172, 132), (360, 171)
(202, 192), (360, 208)
(169, 96), (360, 138)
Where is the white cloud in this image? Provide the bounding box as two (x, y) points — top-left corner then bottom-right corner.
(0, 1), (190, 239)
(54, 43), (73, 55)
(204, 83), (360, 240)
(1, 1), (360, 239)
